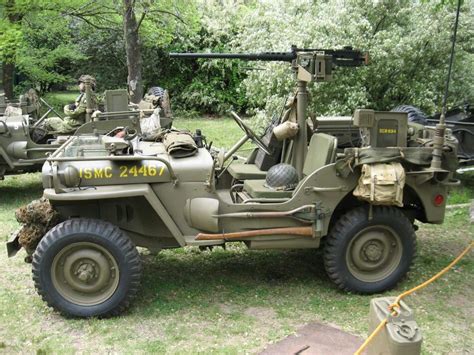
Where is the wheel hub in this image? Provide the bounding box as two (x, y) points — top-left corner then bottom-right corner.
(52, 242), (119, 306)
(75, 262), (97, 283)
(346, 225), (403, 283)
(362, 241), (384, 262)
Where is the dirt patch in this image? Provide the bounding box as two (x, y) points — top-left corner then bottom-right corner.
(218, 303), (237, 315)
(260, 322), (363, 355)
(446, 285), (474, 319)
(245, 307), (277, 322)
(134, 319), (166, 339)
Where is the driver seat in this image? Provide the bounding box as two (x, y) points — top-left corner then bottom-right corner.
(228, 163), (267, 180)
(242, 133), (338, 200)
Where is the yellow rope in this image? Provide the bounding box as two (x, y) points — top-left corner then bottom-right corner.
(354, 241), (473, 355)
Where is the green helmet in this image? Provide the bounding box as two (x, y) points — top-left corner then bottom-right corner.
(78, 75), (96, 90)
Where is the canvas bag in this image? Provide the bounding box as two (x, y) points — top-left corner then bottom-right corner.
(163, 131), (198, 158)
(353, 162), (405, 207)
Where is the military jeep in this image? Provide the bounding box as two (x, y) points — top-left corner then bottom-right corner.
(8, 47), (459, 318)
(0, 84), (171, 180)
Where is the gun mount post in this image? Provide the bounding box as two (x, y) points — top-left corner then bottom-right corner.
(84, 78), (93, 123)
(294, 80), (308, 178)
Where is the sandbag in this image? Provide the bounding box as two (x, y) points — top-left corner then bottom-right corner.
(353, 162), (405, 207)
(163, 131), (198, 158)
(141, 107), (161, 137)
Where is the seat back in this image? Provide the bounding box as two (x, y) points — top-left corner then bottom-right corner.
(302, 133), (338, 176)
(104, 89), (129, 112)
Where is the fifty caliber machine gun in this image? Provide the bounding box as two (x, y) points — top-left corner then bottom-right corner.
(170, 45), (368, 177)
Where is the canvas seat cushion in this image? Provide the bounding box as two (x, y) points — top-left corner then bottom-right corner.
(228, 163), (267, 180)
(243, 179), (293, 199)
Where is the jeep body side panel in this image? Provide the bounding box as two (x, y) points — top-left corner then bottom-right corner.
(43, 184), (186, 247)
(215, 164), (359, 236)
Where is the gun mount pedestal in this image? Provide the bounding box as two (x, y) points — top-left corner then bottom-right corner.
(294, 80), (308, 178)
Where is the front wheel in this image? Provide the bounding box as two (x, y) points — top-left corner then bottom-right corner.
(32, 219), (142, 317)
(324, 206), (416, 293)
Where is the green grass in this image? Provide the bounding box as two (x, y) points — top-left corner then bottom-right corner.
(42, 91), (78, 115)
(174, 116), (256, 156)
(0, 172), (472, 353)
(449, 171), (474, 204)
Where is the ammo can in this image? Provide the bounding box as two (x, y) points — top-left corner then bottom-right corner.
(367, 297), (422, 355)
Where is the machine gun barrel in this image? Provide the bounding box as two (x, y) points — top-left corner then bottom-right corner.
(170, 46), (367, 67)
(169, 52), (296, 62)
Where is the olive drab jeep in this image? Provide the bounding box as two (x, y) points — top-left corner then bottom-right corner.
(7, 47), (459, 318)
(0, 82), (171, 180)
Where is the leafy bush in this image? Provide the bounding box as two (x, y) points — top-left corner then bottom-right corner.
(7, 0), (474, 119)
(228, 0), (474, 123)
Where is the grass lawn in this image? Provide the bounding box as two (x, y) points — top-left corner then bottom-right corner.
(0, 115), (473, 353)
(42, 91), (79, 116)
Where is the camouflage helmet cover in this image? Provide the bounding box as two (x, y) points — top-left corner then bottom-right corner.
(78, 75), (96, 90)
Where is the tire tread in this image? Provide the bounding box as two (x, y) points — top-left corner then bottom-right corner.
(32, 218), (142, 318)
(323, 206), (416, 293)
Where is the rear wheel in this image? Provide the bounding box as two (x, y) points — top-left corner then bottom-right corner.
(324, 206), (416, 293)
(32, 219), (142, 317)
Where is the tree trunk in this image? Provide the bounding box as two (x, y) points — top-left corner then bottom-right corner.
(3, 0), (23, 99)
(2, 62), (15, 100)
(123, 0), (143, 104)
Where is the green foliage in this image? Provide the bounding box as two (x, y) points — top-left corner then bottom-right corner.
(228, 0), (474, 122)
(0, 21), (22, 62)
(140, 2), (248, 114)
(2, 0), (91, 95)
(5, 0), (474, 117)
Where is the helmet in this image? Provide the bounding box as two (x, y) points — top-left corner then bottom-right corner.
(265, 163), (299, 190)
(78, 75), (96, 90)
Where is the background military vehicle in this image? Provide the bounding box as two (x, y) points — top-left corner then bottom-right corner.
(0, 82), (172, 180)
(7, 46), (459, 318)
(392, 103), (474, 166)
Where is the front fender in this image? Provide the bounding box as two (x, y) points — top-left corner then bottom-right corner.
(44, 184), (186, 246)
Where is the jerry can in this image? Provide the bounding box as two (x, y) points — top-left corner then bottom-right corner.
(367, 297), (422, 355)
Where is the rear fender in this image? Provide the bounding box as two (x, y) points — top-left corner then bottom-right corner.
(404, 177), (447, 223)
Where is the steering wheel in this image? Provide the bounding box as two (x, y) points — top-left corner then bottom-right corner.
(230, 111), (271, 155)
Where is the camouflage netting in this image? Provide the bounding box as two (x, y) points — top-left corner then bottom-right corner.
(15, 198), (60, 254)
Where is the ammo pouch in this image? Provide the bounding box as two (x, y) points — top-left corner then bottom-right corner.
(163, 131), (198, 158)
(353, 162), (405, 207)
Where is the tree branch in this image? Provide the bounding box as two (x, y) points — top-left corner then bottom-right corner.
(148, 9), (186, 24)
(136, 10), (147, 31)
(373, 15), (386, 35)
(70, 14), (118, 31)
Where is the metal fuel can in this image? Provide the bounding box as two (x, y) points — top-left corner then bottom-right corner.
(367, 297), (422, 355)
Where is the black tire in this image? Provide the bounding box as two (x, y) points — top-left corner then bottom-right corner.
(32, 219), (142, 318)
(391, 105), (428, 125)
(324, 206), (416, 293)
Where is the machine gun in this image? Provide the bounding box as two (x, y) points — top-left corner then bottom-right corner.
(170, 45), (368, 178)
(170, 45), (367, 63)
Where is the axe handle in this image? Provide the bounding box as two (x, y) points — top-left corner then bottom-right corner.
(196, 226), (313, 240)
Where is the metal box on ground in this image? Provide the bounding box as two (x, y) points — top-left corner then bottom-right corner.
(367, 297), (422, 355)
